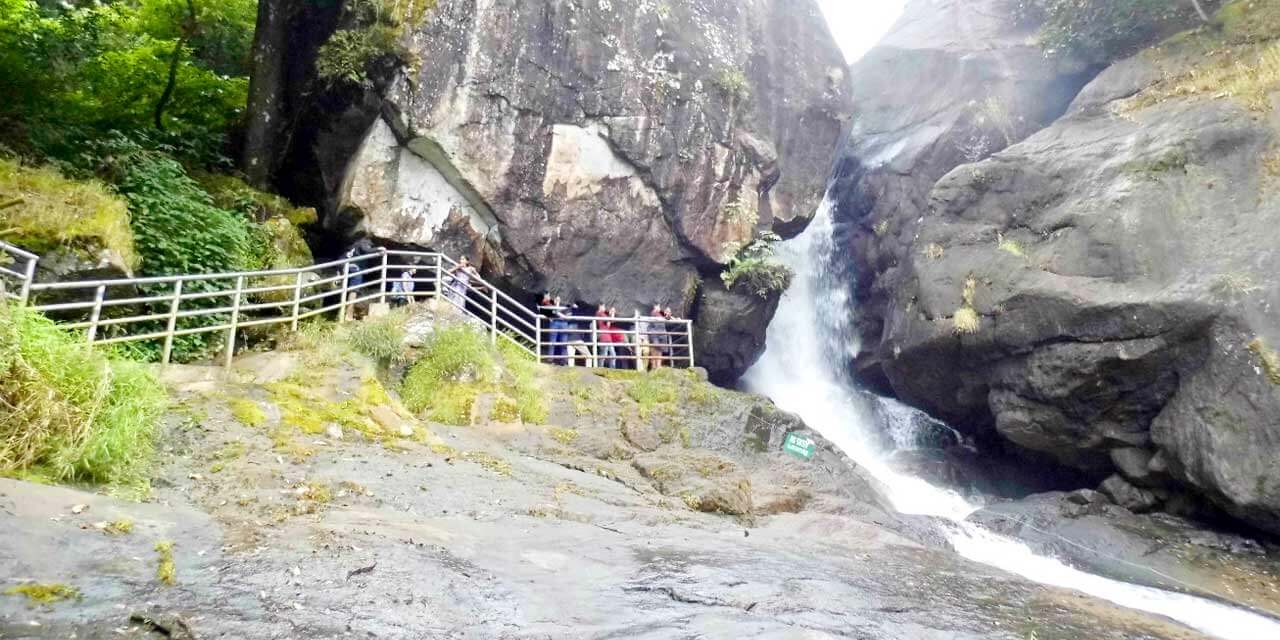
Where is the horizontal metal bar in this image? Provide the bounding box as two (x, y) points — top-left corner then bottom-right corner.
(0, 241), (39, 260)
(0, 266), (23, 279)
(28, 252), (404, 291)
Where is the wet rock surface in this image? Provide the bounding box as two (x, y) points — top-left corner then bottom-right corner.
(835, 0), (1280, 534)
(971, 492), (1280, 620)
(0, 328), (1224, 639)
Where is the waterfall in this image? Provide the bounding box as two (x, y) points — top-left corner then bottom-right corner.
(742, 198), (1280, 640)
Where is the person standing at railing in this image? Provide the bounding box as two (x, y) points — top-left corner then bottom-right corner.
(648, 304), (667, 369)
(341, 240), (376, 321)
(445, 256), (478, 309)
(594, 304), (619, 369)
(538, 293), (567, 363)
(634, 309), (651, 372)
(390, 268), (417, 307)
(607, 306), (628, 369)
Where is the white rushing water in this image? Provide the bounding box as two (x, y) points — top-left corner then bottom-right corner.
(742, 198), (1280, 640)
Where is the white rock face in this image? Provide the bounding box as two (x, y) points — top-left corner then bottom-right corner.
(340, 120), (495, 247)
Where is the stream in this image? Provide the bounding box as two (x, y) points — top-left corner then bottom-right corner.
(742, 198), (1280, 640)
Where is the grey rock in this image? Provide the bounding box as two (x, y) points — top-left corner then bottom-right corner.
(836, 0), (1280, 534)
(692, 278), (781, 384)
(1065, 489), (1110, 506)
(1101, 475), (1162, 514)
(305, 0), (851, 382)
(1111, 448), (1157, 487)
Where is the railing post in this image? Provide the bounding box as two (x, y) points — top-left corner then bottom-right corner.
(590, 319), (599, 369)
(86, 285), (106, 344)
(433, 255), (444, 301)
(224, 275), (244, 369)
(161, 279), (183, 366)
(18, 256), (36, 306)
(378, 248), (389, 304)
(686, 319), (695, 368)
(489, 287), (498, 345)
(338, 259), (351, 324)
(290, 272), (304, 331)
(534, 316), (543, 364)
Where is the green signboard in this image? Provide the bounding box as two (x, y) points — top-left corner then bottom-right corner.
(783, 432), (816, 461)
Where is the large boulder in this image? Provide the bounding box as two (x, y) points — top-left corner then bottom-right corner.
(309, 0), (850, 380)
(840, 1), (1280, 533)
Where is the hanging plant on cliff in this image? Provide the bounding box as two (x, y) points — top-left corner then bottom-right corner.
(721, 232), (792, 298)
(315, 0), (434, 88)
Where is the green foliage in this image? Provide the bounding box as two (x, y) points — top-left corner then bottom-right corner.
(0, 303), (167, 491)
(0, 159), (139, 269)
(626, 369), (681, 419)
(1012, 0), (1208, 59)
(497, 338), (548, 424)
(0, 0), (254, 164)
(401, 325), (495, 424)
(316, 0), (427, 88)
(711, 68), (751, 102)
(344, 312), (407, 365)
(721, 233), (793, 298)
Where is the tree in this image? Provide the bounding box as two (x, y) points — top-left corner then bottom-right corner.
(242, 0), (298, 188)
(153, 0), (198, 131)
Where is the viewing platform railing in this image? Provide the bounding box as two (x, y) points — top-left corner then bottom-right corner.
(0, 240), (694, 370)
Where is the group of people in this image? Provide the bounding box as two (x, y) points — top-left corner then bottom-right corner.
(338, 243), (688, 370)
(538, 295), (688, 370)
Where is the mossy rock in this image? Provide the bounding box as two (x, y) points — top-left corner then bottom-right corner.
(0, 159), (138, 273)
(194, 172), (318, 227)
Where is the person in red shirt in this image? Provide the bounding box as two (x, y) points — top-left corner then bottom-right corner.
(594, 304), (617, 369)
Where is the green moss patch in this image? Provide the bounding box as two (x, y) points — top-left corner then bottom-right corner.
(4, 583), (80, 604)
(154, 541), (176, 586)
(0, 159), (138, 269)
(403, 326), (548, 426)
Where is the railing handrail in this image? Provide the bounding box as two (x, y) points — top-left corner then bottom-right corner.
(2, 239), (695, 371)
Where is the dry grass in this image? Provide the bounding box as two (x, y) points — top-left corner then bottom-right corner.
(953, 276), (981, 335)
(0, 159), (138, 269)
(923, 243), (946, 260)
(1124, 40), (1280, 113)
(1248, 339), (1280, 386)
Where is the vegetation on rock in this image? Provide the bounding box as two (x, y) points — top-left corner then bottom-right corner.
(1012, 0), (1214, 60)
(0, 159), (139, 270)
(4, 582), (80, 604)
(721, 233), (793, 298)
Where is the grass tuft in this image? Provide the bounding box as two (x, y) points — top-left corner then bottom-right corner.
(343, 311), (408, 365)
(0, 303), (166, 491)
(402, 325), (495, 425)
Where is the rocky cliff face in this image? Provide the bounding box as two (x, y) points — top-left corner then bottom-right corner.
(837, 0), (1280, 534)
(290, 0), (849, 379)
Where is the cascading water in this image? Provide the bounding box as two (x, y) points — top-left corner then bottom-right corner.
(743, 197), (1280, 640)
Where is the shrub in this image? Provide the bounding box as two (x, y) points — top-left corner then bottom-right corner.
(0, 303), (167, 491)
(0, 159), (138, 270)
(711, 68), (751, 102)
(344, 312), (407, 365)
(721, 234), (793, 298)
(401, 325), (495, 424)
(315, 0), (433, 88)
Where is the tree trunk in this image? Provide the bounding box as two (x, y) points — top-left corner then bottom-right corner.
(242, 0), (295, 189)
(153, 0), (198, 131)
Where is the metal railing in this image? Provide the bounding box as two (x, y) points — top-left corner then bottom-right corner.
(0, 241), (37, 305)
(2, 239), (694, 370)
